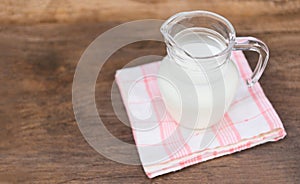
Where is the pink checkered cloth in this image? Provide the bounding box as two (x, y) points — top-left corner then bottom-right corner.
(115, 51), (286, 178)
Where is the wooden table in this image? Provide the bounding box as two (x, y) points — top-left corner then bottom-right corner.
(0, 1), (299, 183)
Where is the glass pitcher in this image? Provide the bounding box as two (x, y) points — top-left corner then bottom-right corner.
(158, 11), (269, 130)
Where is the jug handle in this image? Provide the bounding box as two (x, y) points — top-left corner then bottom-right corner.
(233, 37), (269, 87)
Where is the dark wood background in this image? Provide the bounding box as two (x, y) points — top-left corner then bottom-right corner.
(0, 0), (299, 183)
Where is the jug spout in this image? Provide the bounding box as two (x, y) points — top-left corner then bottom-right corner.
(160, 15), (177, 48)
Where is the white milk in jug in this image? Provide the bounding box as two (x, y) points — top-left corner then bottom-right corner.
(158, 28), (239, 129)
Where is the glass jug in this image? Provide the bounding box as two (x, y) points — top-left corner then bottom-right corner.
(158, 11), (269, 130)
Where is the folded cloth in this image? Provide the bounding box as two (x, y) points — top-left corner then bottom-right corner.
(115, 51), (286, 178)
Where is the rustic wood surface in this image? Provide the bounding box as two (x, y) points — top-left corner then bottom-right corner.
(0, 1), (300, 183)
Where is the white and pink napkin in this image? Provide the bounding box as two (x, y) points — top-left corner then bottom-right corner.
(115, 51), (286, 178)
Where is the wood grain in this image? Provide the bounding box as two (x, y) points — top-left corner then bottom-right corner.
(1, 0), (300, 24)
(0, 1), (300, 183)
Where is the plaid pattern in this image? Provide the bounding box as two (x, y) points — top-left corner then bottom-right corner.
(115, 51), (286, 178)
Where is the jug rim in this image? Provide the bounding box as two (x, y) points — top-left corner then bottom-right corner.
(161, 10), (236, 60)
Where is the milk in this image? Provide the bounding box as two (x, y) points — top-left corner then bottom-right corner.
(158, 28), (239, 129)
